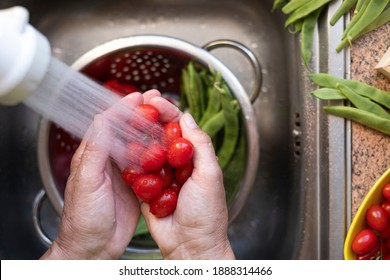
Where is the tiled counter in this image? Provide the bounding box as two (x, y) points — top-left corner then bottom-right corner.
(350, 23), (390, 217)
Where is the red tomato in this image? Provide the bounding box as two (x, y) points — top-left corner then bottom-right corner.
(167, 137), (194, 168)
(366, 205), (389, 231)
(121, 166), (145, 186)
(126, 141), (146, 165)
(149, 189), (178, 218)
(137, 104), (160, 123)
(162, 122), (182, 147)
(383, 184), (390, 201)
(169, 180), (182, 194)
(151, 163), (173, 189)
(103, 80), (139, 96)
(133, 174), (163, 202)
(175, 160), (194, 184)
(352, 229), (378, 255)
(383, 254), (390, 260)
(140, 141), (167, 171)
(357, 242), (381, 260)
(382, 200), (390, 219)
(380, 225), (390, 241)
(387, 236), (390, 251)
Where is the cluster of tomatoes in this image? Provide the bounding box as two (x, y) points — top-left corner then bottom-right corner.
(351, 183), (390, 260)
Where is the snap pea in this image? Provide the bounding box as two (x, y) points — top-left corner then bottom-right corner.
(301, 7), (323, 68)
(282, 0), (312, 14)
(199, 72), (223, 127)
(346, 0), (389, 42)
(330, 0), (358, 25)
(341, 0), (370, 39)
(336, 83), (390, 120)
(311, 88), (346, 100)
(272, 0), (288, 12)
(288, 19), (304, 34)
(309, 73), (390, 110)
(201, 110), (224, 138)
(284, 0), (332, 28)
(217, 95), (240, 169)
(355, 0), (366, 14)
(323, 106), (390, 135)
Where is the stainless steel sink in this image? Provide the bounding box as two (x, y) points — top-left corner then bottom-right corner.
(0, 0), (350, 259)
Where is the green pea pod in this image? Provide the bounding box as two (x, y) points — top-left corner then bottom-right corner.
(330, 0), (358, 26)
(272, 0), (288, 12)
(288, 19), (304, 34)
(346, 0), (389, 42)
(323, 106), (390, 136)
(309, 73), (390, 110)
(355, 0), (366, 14)
(201, 110), (225, 138)
(187, 62), (203, 122)
(199, 72), (223, 127)
(284, 0), (332, 28)
(301, 7), (323, 69)
(217, 95), (240, 169)
(341, 0), (370, 39)
(282, 0), (312, 14)
(311, 88), (346, 100)
(336, 83), (390, 120)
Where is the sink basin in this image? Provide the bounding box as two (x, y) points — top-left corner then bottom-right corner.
(0, 0), (350, 259)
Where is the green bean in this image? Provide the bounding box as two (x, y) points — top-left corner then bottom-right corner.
(330, 0), (358, 25)
(288, 19), (304, 34)
(336, 83), (390, 120)
(282, 0), (312, 14)
(309, 73), (390, 110)
(323, 106), (390, 135)
(311, 88), (346, 100)
(284, 0), (332, 28)
(201, 110), (224, 138)
(355, 7), (390, 38)
(301, 7), (323, 68)
(272, 0), (288, 12)
(187, 62), (205, 122)
(199, 72), (223, 127)
(355, 0), (366, 13)
(341, 0), (370, 39)
(346, 0), (389, 41)
(217, 95), (240, 169)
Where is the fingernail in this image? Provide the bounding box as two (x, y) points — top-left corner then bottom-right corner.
(183, 113), (198, 129)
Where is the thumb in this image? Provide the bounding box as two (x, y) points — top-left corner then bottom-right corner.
(180, 113), (222, 181)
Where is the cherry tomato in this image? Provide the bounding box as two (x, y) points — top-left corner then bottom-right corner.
(357, 241), (381, 260)
(383, 184), (390, 201)
(121, 166), (145, 186)
(149, 189), (178, 218)
(140, 141), (167, 171)
(366, 205), (389, 231)
(380, 225), (390, 241)
(383, 254), (390, 260)
(162, 122), (182, 147)
(167, 137), (194, 167)
(175, 160), (194, 184)
(103, 80), (139, 96)
(133, 174), (163, 202)
(169, 180), (182, 194)
(387, 236), (390, 251)
(382, 200), (390, 219)
(352, 229), (378, 255)
(126, 141), (146, 165)
(137, 104), (160, 123)
(151, 163), (173, 189)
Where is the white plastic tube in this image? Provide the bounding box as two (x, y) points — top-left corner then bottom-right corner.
(0, 6), (51, 105)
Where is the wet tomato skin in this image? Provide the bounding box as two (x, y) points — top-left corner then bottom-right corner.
(140, 141), (167, 171)
(366, 205), (389, 231)
(175, 160), (194, 184)
(167, 137), (194, 167)
(149, 189), (178, 218)
(121, 166), (145, 186)
(382, 200), (390, 220)
(162, 122), (182, 147)
(133, 174), (163, 202)
(357, 242), (381, 260)
(151, 163), (173, 189)
(383, 184), (390, 201)
(352, 229), (378, 255)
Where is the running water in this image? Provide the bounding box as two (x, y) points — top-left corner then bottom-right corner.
(24, 57), (163, 168)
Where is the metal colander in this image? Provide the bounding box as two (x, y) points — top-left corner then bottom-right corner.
(37, 35), (261, 258)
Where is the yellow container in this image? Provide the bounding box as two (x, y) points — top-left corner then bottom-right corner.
(344, 168), (390, 260)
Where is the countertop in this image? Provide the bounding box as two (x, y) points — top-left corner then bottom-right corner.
(350, 22), (390, 217)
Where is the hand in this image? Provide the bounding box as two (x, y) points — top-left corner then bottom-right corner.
(41, 93), (145, 260)
(141, 95), (236, 260)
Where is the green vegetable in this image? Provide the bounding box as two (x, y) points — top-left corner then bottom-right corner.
(282, 0), (312, 14)
(284, 0), (332, 29)
(301, 7), (323, 68)
(272, 0), (288, 12)
(341, 0), (370, 39)
(311, 88), (346, 100)
(309, 73), (390, 110)
(330, 0), (358, 26)
(323, 106), (390, 135)
(201, 110), (225, 138)
(199, 72), (223, 127)
(336, 83), (390, 120)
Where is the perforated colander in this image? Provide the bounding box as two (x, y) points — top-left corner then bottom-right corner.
(37, 35), (261, 258)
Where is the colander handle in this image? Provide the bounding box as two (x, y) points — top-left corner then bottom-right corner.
(202, 39), (262, 104)
(32, 189), (53, 247)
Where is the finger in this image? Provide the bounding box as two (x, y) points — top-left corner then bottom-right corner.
(149, 96), (183, 123)
(103, 92), (144, 123)
(143, 89), (161, 103)
(180, 113), (222, 181)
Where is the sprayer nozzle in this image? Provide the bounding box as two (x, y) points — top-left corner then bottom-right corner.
(0, 6), (51, 105)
